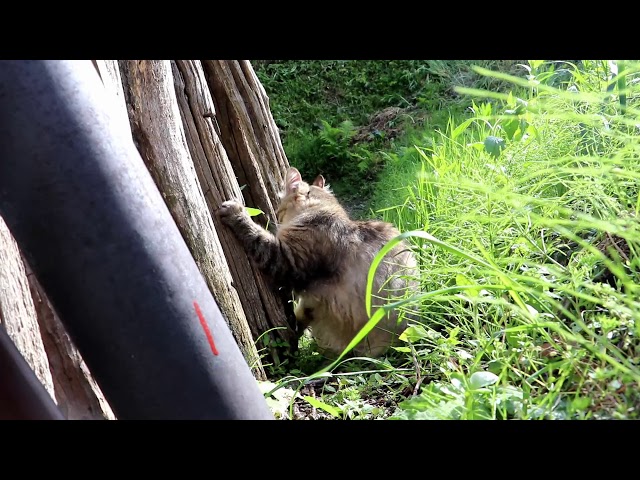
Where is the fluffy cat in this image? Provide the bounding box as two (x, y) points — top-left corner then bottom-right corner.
(217, 167), (417, 357)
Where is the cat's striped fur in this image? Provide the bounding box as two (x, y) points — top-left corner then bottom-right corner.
(218, 167), (417, 357)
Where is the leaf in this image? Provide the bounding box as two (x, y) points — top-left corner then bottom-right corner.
(396, 385), (464, 420)
(257, 380), (278, 396)
(528, 60), (544, 70)
(505, 98), (528, 115)
(469, 371), (499, 389)
(456, 349), (473, 361)
(451, 118), (473, 140)
(399, 324), (430, 343)
(608, 379), (622, 391)
(304, 396), (342, 418)
(392, 346), (411, 353)
(571, 396), (591, 411)
(245, 207), (265, 217)
(484, 136), (506, 158)
(495, 385), (524, 418)
(455, 273), (479, 297)
(447, 326), (461, 345)
(258, 380), (298, 419)
(265, 397), (289, 419)
(525, 304), (539, 318)
(467, 141), (486, 151)
(488, 360), (505, 375)
(502, 118), (520, 141)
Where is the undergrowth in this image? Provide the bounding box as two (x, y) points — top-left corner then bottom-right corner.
(257, 60), (640, 420)
(253, 60), (523, 214)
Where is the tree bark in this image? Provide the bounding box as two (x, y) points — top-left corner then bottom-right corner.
(23, 259), (115, 420)
(0, 59), (295, 420)
(0, 217), (56, 401)
(171, 60), (296, 362)
(201, 60), (290, 227)
(201, 60), (297, 351)
(118, 60), (266, 380)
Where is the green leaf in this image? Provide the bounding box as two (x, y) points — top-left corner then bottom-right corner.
(502, 118), (519, 141)
(451, 118), (473, 140)
(245, 207), (265, 217)
(257, 380), (278, 396)
(467, 141), (486, 151)
(571, 396), (591, 411)
(455, 273), (479, 297)
(258, 380), (298, 419)
(484, 136), (506, 158)
(505, 98), (528, 116)
(392, 346), (411, 353)
(303, 396), (342, 418)
(488, 360), (505, 375)
(447, 326), (461, 344)
(469, 371), (499, 389)
(399, 324), (430, 343)
(495, 385), (524, 418)
(615, 60), (627, 111)
(529, 60), (544, 70)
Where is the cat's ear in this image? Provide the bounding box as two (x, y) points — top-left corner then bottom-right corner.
(285, 167), (302, 195)
(312, 175), (325, 189)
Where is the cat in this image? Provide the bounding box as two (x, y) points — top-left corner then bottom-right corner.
(217, 167), (417, 358)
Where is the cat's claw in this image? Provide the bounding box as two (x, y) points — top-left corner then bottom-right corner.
(217, 200), (244, 220)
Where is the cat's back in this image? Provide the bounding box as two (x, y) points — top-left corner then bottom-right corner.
(355, 218), (401, 246)
(277, 204), (354, 252)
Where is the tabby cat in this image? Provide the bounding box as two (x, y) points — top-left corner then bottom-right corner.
(217, 167), (417, 357)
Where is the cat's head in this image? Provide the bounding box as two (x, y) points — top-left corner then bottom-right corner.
(276, 167), (341, 225)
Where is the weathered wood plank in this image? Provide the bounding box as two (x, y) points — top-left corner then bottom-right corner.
(173, 60), (296, 359)
(0, 217), (56, 401)
(119, 60), (265, 380)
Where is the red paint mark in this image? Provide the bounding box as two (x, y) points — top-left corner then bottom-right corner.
(194, 301), (219, 356)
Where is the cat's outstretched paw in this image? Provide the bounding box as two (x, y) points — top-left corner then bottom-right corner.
(217, 200), (244, 223)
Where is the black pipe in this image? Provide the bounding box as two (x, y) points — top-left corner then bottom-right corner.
(0, 60), (273, 420)
(0, 326), (65, 420)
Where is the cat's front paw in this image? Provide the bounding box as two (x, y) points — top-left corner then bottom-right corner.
(217, 200), (245, 224)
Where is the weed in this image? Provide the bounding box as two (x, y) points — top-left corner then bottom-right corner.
(254, 60), (640, 420)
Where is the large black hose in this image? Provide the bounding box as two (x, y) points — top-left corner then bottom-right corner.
(0, 60), (273, 420)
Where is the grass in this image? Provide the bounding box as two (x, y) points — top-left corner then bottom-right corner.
(253, 60), (524, 215)
(255, 60), (640, 420)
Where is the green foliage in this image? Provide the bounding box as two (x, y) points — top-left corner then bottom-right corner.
(390, 371), (525, 420)
(368, 60), (640, 420)
(245, 207), (265, 217)
(254, 60), (440, 133)
(255, 60), (640, 420)
(252, 60), (523, 213)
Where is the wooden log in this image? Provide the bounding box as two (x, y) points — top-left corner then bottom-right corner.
(118, 60), (266, 380)
(201, 60), (289, 227)
(201, 60), (297, 353)
(0, 217), (56, 402)
(172, 60), (296, 362)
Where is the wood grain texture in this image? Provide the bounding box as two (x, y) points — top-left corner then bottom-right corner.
(119, 60), (265, 380)
(202, 60), (297, 351)
(0, 217), (56, 402)
(172, 60), (296, 358)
